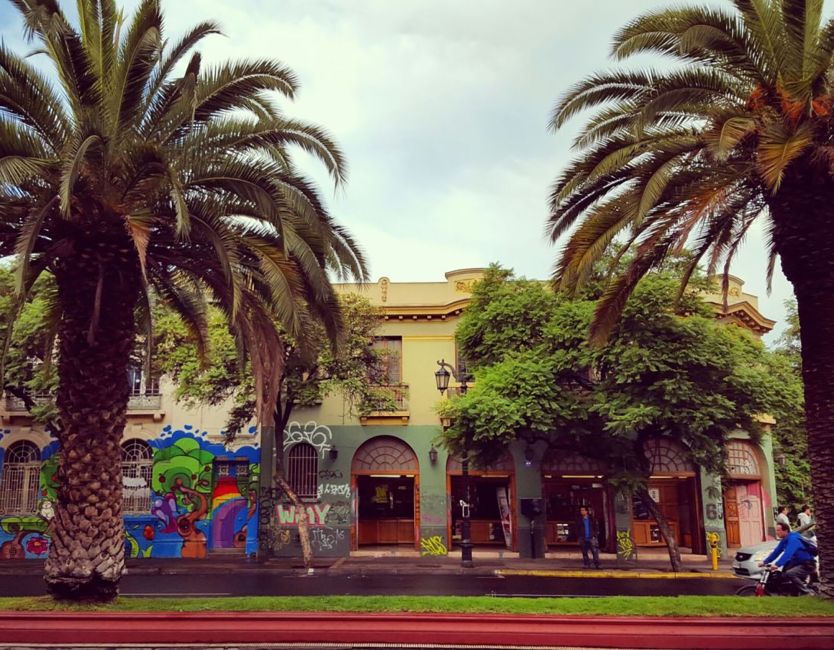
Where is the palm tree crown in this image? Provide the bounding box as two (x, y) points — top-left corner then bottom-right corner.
(548, 0), (834, 340)
(0, 0), (366, 599)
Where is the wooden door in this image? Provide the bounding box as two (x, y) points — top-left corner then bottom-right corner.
(737, 483), (764, 547)
(724, 485), (741, 548)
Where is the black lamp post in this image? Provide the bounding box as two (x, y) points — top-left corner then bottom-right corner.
(435, 359), (473, 568)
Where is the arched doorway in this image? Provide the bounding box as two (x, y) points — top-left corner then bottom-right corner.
(541, 452), (610, 551)
(634, 439), (702, 553)
(723, 440), (767, 548)
(446, 452), (516, 551)
(352, 436), (419, 550)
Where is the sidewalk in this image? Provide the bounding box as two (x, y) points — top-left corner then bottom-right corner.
(0, 549), (735, 579)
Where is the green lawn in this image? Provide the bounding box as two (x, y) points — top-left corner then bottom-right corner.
(1, 595), (833, 617)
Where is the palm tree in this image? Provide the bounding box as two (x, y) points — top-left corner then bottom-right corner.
(0, 0), (365, 600)
(548, 0), (834, 593)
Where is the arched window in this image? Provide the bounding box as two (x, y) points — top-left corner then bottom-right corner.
(287, 443), (318, 500)
(121, 439), (153, 513)
(726, 441), (761, 478)
(0, 441), (41, 514)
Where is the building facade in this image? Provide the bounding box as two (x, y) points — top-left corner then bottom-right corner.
(0, 269), (778, 562)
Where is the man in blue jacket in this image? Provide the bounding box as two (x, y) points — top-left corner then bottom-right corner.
(759, 522), (817, 594)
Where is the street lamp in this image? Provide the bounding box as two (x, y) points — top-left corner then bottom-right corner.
(435, 359), (473, 568)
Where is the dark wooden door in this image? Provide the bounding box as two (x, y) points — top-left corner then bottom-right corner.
(724, 485), (741, 548)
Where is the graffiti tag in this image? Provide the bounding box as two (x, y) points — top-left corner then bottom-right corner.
(310, 527), (346, 552)
(420, 536), (447, 556)
(324, 501), (352, 526)
(318, 483), (351, 499)
(283, 421), (333, 458)
(276, 504), (332, 527)
(616, 529), (635, 561)
(318, 470), (343, 480)
(272, 528), (292, 551)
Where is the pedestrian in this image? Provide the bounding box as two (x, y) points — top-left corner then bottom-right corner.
(775, 506), (791, 529)
(576, 506), (600, 569)
(798, 505), (816, 540)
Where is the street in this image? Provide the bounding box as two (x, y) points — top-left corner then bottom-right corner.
(0, 572), (742, 598)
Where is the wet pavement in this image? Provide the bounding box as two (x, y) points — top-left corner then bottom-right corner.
(0, 571), (741, 598)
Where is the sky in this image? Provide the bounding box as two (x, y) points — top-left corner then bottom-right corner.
(0, 0), (810, 345)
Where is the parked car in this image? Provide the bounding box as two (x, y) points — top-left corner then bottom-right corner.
(732, 537), (820, 580)
(732, 541), (778, 579)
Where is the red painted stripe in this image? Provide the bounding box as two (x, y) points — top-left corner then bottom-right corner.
(1, 612), (833, 648)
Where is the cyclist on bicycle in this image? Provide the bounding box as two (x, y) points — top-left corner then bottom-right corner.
(759, 522), (817, 595)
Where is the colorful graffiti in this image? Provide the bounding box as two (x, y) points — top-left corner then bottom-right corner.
(0, 516), (49, 559)
(420, 535), (447, 556)
(1, 426), (261, 560)
(616, 529), (635, 562)
(276, 504), (331, 526)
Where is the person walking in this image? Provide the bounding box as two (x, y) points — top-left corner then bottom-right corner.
(576, 506), (600, 569)
(776, 506), (791, 529)
(798, 505), (816, 540)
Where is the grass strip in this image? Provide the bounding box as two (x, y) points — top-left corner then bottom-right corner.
(1, 595), (834, 617)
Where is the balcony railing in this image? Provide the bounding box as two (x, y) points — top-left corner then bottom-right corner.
(4, 391), (162, 412)
(365, 383), (409, 412)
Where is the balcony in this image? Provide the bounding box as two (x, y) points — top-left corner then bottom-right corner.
(3, 390), (163, 418)
(360, 383), (409, 425)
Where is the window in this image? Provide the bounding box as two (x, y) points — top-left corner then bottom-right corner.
(127, 365), (161, 396)
(371, 337), (402, 385)
(121, 439), (153, 513)
(287, 443), (318, 500)
(0, 441), (41, 514)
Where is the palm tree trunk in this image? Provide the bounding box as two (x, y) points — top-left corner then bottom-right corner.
(771, 159), (834, 598)
(637, 487), (683, 572)
(44, 241), (140, 601)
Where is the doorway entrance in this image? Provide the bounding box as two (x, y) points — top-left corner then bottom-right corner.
(351, 436), (420, 550)
(356, 474), (415, 546)
(632, 477), (700, 551)
(543, 478), (609, 551)
(446, 452), (516, 550)
(723, 440), (767, 548)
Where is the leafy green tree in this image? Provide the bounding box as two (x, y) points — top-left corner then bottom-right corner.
(441, 266), (780, 570)
(0, 266), (60, 429)
(0, 0), (364, 600)
(768, 300), (811, 512)
(547, 0), (834, 592)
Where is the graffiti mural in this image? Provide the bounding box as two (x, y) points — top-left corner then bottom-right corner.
(1, 425), (261, 560)
(0, 438), (58, 560)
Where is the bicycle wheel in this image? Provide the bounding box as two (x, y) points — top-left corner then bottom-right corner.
(735, 584), (761, 596)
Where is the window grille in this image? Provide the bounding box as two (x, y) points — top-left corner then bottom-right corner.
(287, 443), (318, 500)
(726, 441), (760, 477)
(121, 439), (153, 513)
(0, 441), (41, 514)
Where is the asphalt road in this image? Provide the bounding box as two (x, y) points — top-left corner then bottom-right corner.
(1, 572), (743, 598)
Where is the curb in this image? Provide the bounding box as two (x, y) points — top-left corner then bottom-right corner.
(495, 569), (739, 580)
(2, 612), (833, 649)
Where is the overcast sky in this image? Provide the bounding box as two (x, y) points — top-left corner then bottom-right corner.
(1, 0), (812, 344)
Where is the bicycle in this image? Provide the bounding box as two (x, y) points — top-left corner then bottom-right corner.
(735, 564), (819, 597)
